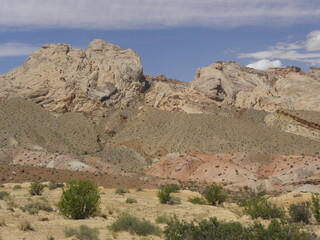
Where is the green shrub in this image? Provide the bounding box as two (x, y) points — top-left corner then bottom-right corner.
(0, 191), (9, 200)
(29, 181), (46, 196)
(244, 197), (284, 219)
(164, 216), (247, 240)
(164, 217), (316, 240)
(289, 202), (311, 224)
(248, 219), (317, 240)
(115, 188), (130, 195)
(157, 184), (180, 204)
(13, 185), (22, 190)
(64, 225), (99, 240)
(58, 179), (100, 219)
(311, 194), (320, 223)
(157, 189), (171, 204)
(203, 184), (227, 206)
(48, 180), (64, 190)
(188, 197), (206, 205)
(161, 184), (179, 193)
(111, 214), (161, 236)
(125, 198), (137, 204)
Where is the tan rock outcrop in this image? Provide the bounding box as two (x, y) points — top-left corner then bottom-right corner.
(0, 39), (146, 112)
(191, 62), (320, 112)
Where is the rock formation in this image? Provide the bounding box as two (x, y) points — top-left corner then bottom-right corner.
(1, 39), (320, 192)
(0, 39), (146, 112)
(190, 61), (320, 112)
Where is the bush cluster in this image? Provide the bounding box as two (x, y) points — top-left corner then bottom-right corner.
(203, 184), (227, 206)
(64, 225), (99, 240)
(164, 217), (317, 240)
(243, 196), (284, 219)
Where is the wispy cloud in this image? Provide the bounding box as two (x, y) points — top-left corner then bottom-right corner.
(238, 30), (320, 67)
(0, 43), (38, 57)
(0, 0), (320, 30)
(306, 30), (320, 51)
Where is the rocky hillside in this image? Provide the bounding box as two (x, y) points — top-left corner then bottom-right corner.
(1, 39), (320, 192)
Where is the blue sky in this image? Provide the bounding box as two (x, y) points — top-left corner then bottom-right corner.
(1, 0), (320, 81)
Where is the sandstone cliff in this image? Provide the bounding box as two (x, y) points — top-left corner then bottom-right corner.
(191, 61), (320, 112)
(0, 39), (147, 113)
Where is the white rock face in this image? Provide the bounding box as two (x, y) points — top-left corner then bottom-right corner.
(0, 39), (145, 112)
(191, 61), (320, 112)
(191, 61), (274, 104)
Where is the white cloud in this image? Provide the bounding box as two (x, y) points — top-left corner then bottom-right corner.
(247, 59), (282, 70)
(238, 30), (320, 66)
(272, 42), (304, 51)
(306, 30), (320, 51)
(0, 43), (38, 57)
(239, 50), (320, 61)
(0, 0), (320, 30)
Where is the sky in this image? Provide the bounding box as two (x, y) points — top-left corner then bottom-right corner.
(0, 0), (320, 81)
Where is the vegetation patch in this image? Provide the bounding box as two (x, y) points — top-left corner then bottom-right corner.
(125, 198), (137, 204)
(111, 214), (161, 236)
(243, 196), (285, 219)
(58, 179), (100, 219)
(157, 184), (180, 204)
(164, 217), (317, 240)
(48, 180), (64, 190)
(188, 197), (206, 205)
(115, 188), (130, 195)
(29, 181), (46, 196)
(289, 202), (311, 224)
(203, 184), (227, 206)
(64, 225), (99, 240)
(311, 194), (320, 223)
(20, 198), (53, 215)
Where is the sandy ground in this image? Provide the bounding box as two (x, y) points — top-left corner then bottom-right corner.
(0, 183), (319, 240)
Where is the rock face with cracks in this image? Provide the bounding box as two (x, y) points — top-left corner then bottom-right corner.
(191, 61), (320, 112)
(0, 39), (146, 112)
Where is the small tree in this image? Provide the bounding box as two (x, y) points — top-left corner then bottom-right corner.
(29, 181), (46, 196)
(203, 184), (227, 206)
(58, 179), (100, 219)
(311, 194), (320, 223)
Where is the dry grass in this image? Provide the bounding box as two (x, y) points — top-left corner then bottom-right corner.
(18, 220), (33, 231)
(0, 218), (6, 227)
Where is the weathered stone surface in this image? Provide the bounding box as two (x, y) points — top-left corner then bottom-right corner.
(190, 61), (320, 112)
(0, 39), (146, 112)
